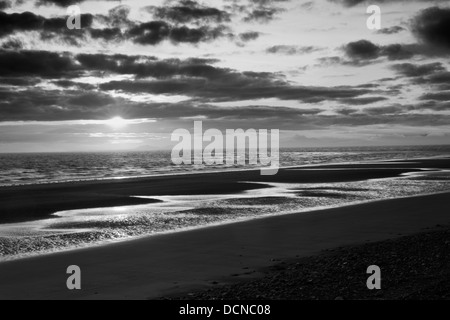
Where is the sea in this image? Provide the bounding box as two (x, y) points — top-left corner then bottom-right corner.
(1, 145), (450, 260)
(1, 145), (450, 187)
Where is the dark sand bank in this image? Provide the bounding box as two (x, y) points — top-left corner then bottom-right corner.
(1, 157), (448, 224)
(173, 225), (450, 300)
(0, 192), (449, 300)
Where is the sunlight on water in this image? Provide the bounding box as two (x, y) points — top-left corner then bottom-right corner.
(1, 146), (449, 186)
(1, 169), (450, 260)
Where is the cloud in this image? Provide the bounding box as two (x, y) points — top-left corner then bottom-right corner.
(390, 62), (450, 90)
(411, 6), (450, 51)
(337, 100), (450, 118)
(381, 44), (415, 60)
(0, 10), (233, 46)
(364, 105), (405, 115)
(0, 0), (11, 10)
(1, 84), (449, 129)
(75, 53), (222, 79)
(376, 26), (405, 35)
(339, 97), (388, 105)
(37, 0), (82, 6)
(266, 45), (322, 55)
(0, 50), (78, 78)
(329, 0), (449, 7)
(53, 80), (96, 90)
(105, 5), (133, 28)
(243, 7), (283, 23)
(391, 62), (446, 77)
(0, 88), (127, 121)
(0, 11), (94, 46)
(1, 38), (23, 50)
(99, 78), (372, 104)
(145, 0), (231, 25)
(0, 84), (325, 122)
(420, 91), (450, 101)
(225, 0), (288, 23)
(127, 21), (232, 45)
(0, 50), (376, 111)
(341, 40), (414, 64)
(0, 77), (40, 86)
(3, 85), (448, 128)
(239, 31), (260, 42)
(344, 40), (380, 59)
(68, 92), (116, 107)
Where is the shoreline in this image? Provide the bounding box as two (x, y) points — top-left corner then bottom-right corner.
(1, 153), (449, 189)
(0, 191), (449, 299)
(2, 188), (450, 264)
(1, 157), (449, 224)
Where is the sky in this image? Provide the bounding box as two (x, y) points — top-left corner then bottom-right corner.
(0, 0), (449, 152)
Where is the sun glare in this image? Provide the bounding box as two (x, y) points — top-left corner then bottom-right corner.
(106, 116), (127, 129)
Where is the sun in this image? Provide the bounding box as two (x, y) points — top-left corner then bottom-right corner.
(106, 116), (127, 129)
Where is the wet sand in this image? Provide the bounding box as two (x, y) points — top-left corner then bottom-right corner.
(1, 157), (449, 224)
(0, 191), (449, 300)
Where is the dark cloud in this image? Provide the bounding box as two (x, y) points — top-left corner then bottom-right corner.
(376, 26), (405, 35)
(390, 62), (450, 94)
(127, 21), (231, 45)
(336, 102), (450, 123)
(328, 0), (367, 6)
(243, 7), (283, 23)
(0, 85), (324, 122)
(0, 10), (232, 46)
(364, 105), (405, 115)
(68, 92), (116, 107)
(391, 62), (446, 77)
(330, 113), (450, 127)
(53, 80), (96, 90)
(0, 51), (368, 104)
(380, 44), (414, 60)
(316, 56), (343, 66)
(0, 0), (11, 10)
(126, 21), (170, 45)
(76, 54), (225, 79)
(0, 88), (120, 121)
(420, 91), (450, 102)
(336, 108), (358, 116)
(1, 85), (448, 128)
(342, 40), (414, 64)
(266, 45), (322, 55)
(1, 38), (23, 50)
(425, 72), (450, 84)
(0, 11), (94, 44)
(339, 97), (387, 105)
(0, 77), (40, 86)
(345, 40), (380, 59)
(36, 0), (85, 6)
(99, 78), (372, 104)
(329, 0), (449, 7)
(0, 50), (78, 78)
(146, 0), (231, 25)
(411, 7), (450, 51)
(224, 0), (287, 23)
(89, 27), (123, 41)
(239, 31), (260, 42)
(106, 5), (132, 28)
(403, 101), (450, 112)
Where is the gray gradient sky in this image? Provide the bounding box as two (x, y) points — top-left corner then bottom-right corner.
(0, 0), (449, 152)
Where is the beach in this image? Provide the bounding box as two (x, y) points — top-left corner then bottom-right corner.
(1, 157), (449, 224)
(2, 0), (450, 303)
(174, 224), (450, 300)
(0, 157), (449, 300)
